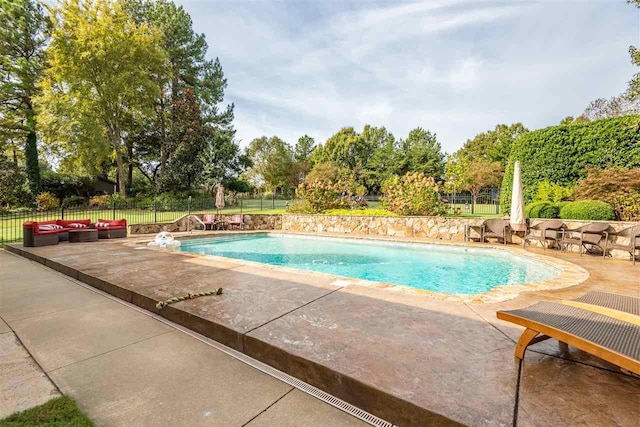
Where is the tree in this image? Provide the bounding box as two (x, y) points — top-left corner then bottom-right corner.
(157, 89), (207, 191)
(462, 160), (503, 207)
(0, 0), (49, 195)
(292, 134), (315, 183)
(456, 123), (528, 166)
(38, 0), (168, 195)
(294, 135), (315, 162)
(627, 1), (640, 100)
(399, 127), (445, 179)
(245, 136), (296, 193)
(582, 95), (639, 120)
(123, 0), (236, 191)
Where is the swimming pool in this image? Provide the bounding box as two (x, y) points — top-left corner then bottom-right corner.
(178, 234), (561, 294)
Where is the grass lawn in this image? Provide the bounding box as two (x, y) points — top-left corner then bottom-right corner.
(0, 396), (93, 427)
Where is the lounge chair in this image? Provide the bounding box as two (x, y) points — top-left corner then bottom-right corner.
(481, 218), (509, 245)
(497, 291), (640, 375)
(605, 225), (640, 264)
(522, 220), (565, 250)
(228, 214), (244, 230)
(559, 222), (610, 257)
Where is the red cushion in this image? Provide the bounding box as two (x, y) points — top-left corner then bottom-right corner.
(98, 219), (127, 227)
(58, 219), (90, 227)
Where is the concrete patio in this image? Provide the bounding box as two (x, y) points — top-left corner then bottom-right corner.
(0, 250), (371, 426)
(5, 232), (639, 426)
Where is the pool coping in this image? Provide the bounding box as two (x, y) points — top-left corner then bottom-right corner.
(168, 230), (589, 304)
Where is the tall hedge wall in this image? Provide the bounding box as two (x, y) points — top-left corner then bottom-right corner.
(500, 115), (640, 212)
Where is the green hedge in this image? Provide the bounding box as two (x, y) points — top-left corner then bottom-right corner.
(559, 200), (615, 220)
(500, 115), (640, 212)
(525, 201), (561, 218)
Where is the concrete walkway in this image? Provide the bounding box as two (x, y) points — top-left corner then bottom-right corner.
(0, 250), (370, 427)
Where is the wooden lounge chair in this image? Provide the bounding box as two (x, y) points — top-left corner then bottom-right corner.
(481, 218), (509, 245)
(497, 291), (640, 375)
(559, 222), (610, 257)
(522, 219), (565, 250)
(605, 225), (640, 264)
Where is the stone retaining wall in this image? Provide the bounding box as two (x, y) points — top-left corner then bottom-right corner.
(130, 214), (282, 234)
(130, 213), (637, 259)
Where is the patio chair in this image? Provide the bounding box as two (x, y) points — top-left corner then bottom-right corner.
(228, 214), (244, 230)
(559, 222), (611, 257)
(605, 225), (640, 264)
(481, 218), (509, 245)
(497, 291), (640, 375)
(202, 214), (224, 230)
(522, 220), (565, 250)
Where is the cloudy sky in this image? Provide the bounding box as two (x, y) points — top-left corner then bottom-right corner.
(177, 0), (639, 153)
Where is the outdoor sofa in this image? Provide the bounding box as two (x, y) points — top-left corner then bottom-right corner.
(23, 219), (91, 247)
(94, 219), (127, 239)
(23, 218), (127, 246)
(497, 291), (639, 376)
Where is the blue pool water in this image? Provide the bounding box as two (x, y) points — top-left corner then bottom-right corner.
(179, 234), (561, 294)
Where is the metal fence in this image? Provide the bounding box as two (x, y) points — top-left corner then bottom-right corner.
(441, 191), (501, 215)
(0, 195), (291, 245)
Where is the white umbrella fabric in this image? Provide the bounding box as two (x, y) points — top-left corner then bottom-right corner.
(509, 161), (526, 232)
(215, 185), (225, 211)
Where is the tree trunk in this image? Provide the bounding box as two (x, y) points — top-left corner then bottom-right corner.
(24, 110), (41, 195)
(472, 191), (477, 214)
(127, 143), (133, 194)
(108, 125), (127, 196)
(114, 147), (127, 195)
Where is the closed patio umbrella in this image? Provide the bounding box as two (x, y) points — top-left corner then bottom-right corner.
(215, 184), (225, 213)
(510, 161), (526, 232)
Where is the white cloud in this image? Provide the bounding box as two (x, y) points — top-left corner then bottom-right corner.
(178, 0), (639, 152)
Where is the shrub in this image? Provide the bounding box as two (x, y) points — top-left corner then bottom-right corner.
(525, 201), (561, 218)
(286, 199), (315, 214)
(533, 180), (573, 203)
(89, 195), (112, 208)
(36, 192), (60, 211)
(381, 172), (445, 216)
(62, 196), (86, 208)
(611, 193), (640, 221)
(0, 158), (31, 209)
(573, 168), (640, 220)
(500, 115), (640, 211)
(294, 179), (353, 213)
(323, 208), (398, 217)
(559, 200), (615, 220)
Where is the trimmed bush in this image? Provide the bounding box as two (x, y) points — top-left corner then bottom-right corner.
(559, 200), (615, 220)
(525, 201), (561, 219)
(500, 116), (640, 211)
(36, 192), (60, 211)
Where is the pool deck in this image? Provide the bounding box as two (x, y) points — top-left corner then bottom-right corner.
(5, 231), (640, 426)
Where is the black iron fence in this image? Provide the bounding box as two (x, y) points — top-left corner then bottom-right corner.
(442, 191), (501, 215)
(0, 194), (292, 245)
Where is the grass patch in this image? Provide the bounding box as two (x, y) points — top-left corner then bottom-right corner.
(322, 208), (398, 216)
(0, 396), (93, 427)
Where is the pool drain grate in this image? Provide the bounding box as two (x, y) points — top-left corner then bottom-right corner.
(37, 260), (395, 427)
